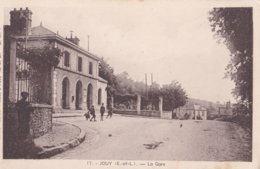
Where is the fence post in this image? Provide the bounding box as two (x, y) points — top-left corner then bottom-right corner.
(159, 96), (163, 118)
(9, 38), (17, 102)
(137, 94), (141, 115)
(51, 70), (57, 108)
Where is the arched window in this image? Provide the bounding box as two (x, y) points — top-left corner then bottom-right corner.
(98, 88), (102, 105)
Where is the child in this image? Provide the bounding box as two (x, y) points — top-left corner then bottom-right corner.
(84, 111), (90, 120)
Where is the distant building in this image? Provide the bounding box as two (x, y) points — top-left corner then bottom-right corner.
(173, 104), (207, 120)
(218, 101), (233, 116)
(4, 8), (107, 112)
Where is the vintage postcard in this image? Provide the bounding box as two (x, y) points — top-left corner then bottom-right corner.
(0, 0), (259, 169)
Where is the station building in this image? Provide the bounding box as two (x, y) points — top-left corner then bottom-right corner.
(4, 7), (107, 113)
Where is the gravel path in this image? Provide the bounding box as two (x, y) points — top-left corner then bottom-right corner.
(51, 115), (251, 161)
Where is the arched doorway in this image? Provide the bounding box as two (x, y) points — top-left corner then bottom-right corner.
(87, 83), (93, 109)
(62, 77), (70, 109)
(75, 80), (82, 110)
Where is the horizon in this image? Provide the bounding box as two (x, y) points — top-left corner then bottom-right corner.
(4, 2), (235, 103)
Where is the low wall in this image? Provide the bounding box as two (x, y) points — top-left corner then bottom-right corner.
(114, 109), (160, 117)
(5, 103), (53, 139)
(30, 104), (53, 138)
(161, 111), (172, 119)
(140, 110), (160, 117)
(114, 109), (137, 115)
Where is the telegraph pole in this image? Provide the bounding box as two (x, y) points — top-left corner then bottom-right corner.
(145, 73), (148, 98)
(87, 35), (90, 51)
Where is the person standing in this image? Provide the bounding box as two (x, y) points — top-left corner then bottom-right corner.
(16, 92), (32, 140)
(106, 104), (113, 119)
(89, 105), (96, 122)
(100, 103), (105, 121)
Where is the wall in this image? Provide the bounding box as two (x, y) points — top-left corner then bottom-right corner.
(30, 104), (53, 138)
(53, 42), (107, 112)
(56, 42), (99, 78)
(5, 103), (52, 139)
(114, 109), (137, 115)
(140, 110), (160, 117)
(97, 80), (108, 110)
(161, 111), (172, 119)
(55, 68), (98, 110)
(114, 110), (160, 117)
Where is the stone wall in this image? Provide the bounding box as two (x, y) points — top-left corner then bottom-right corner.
(30, 104), (53, 138)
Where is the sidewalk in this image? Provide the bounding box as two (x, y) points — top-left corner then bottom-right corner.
(34, 120), (86, 158)
(53, 112), (84, 118)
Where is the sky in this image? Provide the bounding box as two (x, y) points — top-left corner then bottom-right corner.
(3, 1), (235, 103)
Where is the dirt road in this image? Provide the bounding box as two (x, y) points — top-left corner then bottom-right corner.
(51, 115), (251, 161)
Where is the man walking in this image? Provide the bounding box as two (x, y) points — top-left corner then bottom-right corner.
(100, 103), (105, 121)
(89, 105), (96, 122)
(106, 104), (113, 119)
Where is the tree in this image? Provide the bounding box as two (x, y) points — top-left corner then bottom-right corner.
(209, 8), (253, 115)
(161, 81), (188, 111)
(98, 58), (117, 104)
(115, 72), (135, 95)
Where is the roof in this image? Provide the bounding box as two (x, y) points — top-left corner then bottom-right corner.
(179, 104), (207, 111)
(22, 24), (100, 61)
(194, 104), (207, 111)
(31, 25), (56, 36)
(97, 76), (107, 84)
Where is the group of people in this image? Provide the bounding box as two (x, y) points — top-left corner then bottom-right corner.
(84, 103), (113, 122)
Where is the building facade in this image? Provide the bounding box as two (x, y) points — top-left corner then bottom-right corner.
(4, 8), (107, 113)
(173, 104), (208, 120)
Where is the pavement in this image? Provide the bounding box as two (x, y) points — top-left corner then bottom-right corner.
(34, 114), (86, 159)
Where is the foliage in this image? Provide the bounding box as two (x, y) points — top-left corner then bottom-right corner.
(98, 58), (117, 97)
(16, 46), (62, 70)
(208, 8), (253, 115)
(98, 59), (188, 110)
(147, 82), (161, 109)
(161, 81), (188, 111)
(115, 72), (135, 95)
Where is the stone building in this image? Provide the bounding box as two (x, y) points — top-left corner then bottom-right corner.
(3, 8), (107, 140)
(5, 8), (107, 113)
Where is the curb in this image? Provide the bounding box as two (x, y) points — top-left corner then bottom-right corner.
(36, 123), (86, 159)
(53, 115), (83, 118)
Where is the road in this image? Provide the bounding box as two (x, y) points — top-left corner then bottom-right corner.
(51, 114), (251, 161)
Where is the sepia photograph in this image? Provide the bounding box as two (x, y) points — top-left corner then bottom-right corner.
(1, 0), (259, 168)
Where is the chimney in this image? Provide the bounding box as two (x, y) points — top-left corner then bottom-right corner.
(66, 31), (80, 45)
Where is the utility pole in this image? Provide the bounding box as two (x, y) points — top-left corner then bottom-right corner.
(145, 73), (148, 98)
(70, 30), (73, 38)
(151, 73), (152, 85)
(87, 35), (90, 51)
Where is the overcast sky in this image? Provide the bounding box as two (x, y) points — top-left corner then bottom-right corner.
(4, 1), (235, 103)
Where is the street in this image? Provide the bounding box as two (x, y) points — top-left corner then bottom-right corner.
(51, 114), (251, 161)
